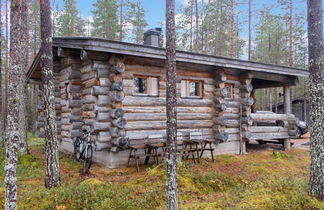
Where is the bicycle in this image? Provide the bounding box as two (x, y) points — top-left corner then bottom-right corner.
(73, 127), (95, 173)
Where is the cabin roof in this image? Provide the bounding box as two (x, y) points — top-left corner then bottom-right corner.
(27, 37), (309, 82)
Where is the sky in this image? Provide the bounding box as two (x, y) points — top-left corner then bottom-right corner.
(54, 0), (307, 30)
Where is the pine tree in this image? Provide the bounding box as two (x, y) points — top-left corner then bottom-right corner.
(91, 0), (119, 39)
(5, 0), (23, 208)
(18, 0), (29, 154)
(40, 0), (61, 188)
(307, 0), (324, 201)
(57, 0), (85, 37)
(166, 0), (178, 209)
(126, 0), (147, 44)
(29, 0), (41, 59)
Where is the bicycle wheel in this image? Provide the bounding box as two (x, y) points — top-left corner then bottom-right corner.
(83, 144), (93, 173)
(73, 137), (82, 161)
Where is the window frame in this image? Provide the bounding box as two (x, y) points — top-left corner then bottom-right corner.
(133, 75), (159, 97)
(181, 79), (204, 99)
(224, 83), (234, 99)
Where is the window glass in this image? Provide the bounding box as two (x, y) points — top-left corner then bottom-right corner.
(134, 77), (147, 94)
(181, 80), (203, 98)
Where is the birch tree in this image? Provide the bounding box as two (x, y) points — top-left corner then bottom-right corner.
(165, 0), (178, 209)
(40, 0), (61, 188)
(5, 0), (23, 208)
(307, 0), (324, 200)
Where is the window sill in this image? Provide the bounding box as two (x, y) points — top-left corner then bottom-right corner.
(180, 96), (203, 99)
(132, 94), (159, 97)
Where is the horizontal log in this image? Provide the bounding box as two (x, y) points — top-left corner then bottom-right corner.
(218, 113), (240, 119)
(126, 128), (213, 140)
(69, 115), (82, 122)
(97, 112), (110, 121)
(82, 111), (96, 118)
(108, 73), (123, 82)
(248, 126), (288, 133)
(94, 105), (110, 113)
(99, 78), (111, 87)
(68, 100), (81, 108)
(98, 131), (112, 142)
(94, 142), (112, 150)
(91, 86), (110, 96)
(97, 68), (109, 78)
(249, 113), (289, 121)
(125, 120), (213, 131)
(83, 95), (97, 104)
(123, 97), (212, 107)
(212, 117), (228, 126)
(71, 108), (82, 115)
(250, 132), (289, 140)
(98, 95), (111, 106)
(213, 126), (239, 134)
(93, 122), (112, 131)
(124, 113), (213, 121)
(71, 130), (83, 138)
(83, 104), (94, 111)
(123, 105), (213, 114)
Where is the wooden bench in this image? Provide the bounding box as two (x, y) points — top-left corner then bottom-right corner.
(127, 139), (147, 172)
(182, 132), (204, 163)
(144, 134), (166, 165)
(200, 138), (215, 162)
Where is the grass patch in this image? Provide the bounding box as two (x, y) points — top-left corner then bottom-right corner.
(0, 134), (323, 209)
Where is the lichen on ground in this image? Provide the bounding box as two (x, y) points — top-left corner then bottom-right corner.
(0, 134), (323, 209)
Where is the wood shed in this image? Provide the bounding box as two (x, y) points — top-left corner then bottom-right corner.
(27, 37), (309, 168)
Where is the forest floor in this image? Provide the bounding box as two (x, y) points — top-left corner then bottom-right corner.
(0, 133), (323, 210)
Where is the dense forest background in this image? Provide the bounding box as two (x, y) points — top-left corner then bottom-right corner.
(1, 0), (309, 130)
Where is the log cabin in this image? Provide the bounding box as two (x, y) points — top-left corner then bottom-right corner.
(27, 32), (309, 168)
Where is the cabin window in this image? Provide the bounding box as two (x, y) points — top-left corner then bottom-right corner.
(224, 83), (234, 99)
(133, 75), (158, 96)
(181, 80), (203, 98)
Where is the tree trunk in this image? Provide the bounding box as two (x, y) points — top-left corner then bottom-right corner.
(5, 0), (22, 209)
(307, 0), (324, 200)
(248, 0), (251, 61)
(119, 0), (123, 41)
(40, 0), (61, 188)
(4, 0), (8, 130)
(166, 0), (178, 209)
(194, 0), (199, 52)
(205, 0), (211, 54)
(18, 0), (29, 154)
(0, 0), (3, 144)
(229, 0), (234, 58)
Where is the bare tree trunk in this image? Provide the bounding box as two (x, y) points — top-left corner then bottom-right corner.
(165, 0), (178, 209)
(0, 0), (3, 143)
(4, 0), (8, 131)
(18, 0), (29, 154)
(229, 0), (234, 58)
(40, 0), (61, 188)
(194, 0), (199, 53)
(5, 0), (23, 209)
(205, 0), (211, 54)
(119, 0), (123, 41)
(190, 0), (193, 52)
(307, 0), (324, 200)
(288, 0), (293, 67)
(248, 0), (251, 61)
